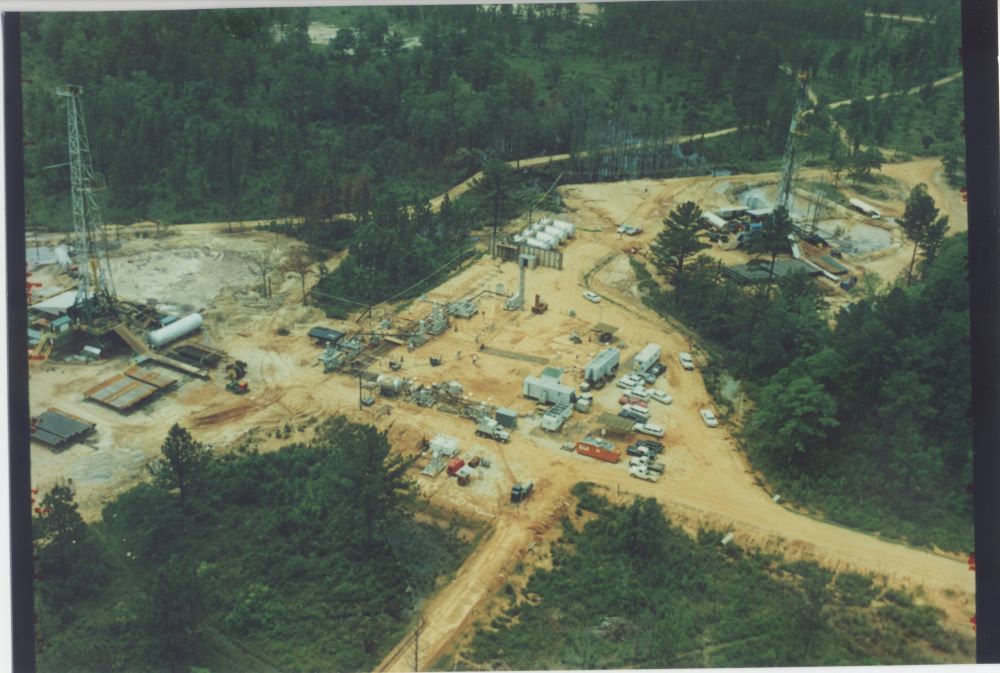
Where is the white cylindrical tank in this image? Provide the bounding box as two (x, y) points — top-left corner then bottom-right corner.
(526, 237), (550, 250)
(513, 234), (525, 244)
(552, 220), (576, 236)
(54, 245), (73, 271)
(543, 225), (566, 243)
(148, 313), (203, 349)
(535, 233), (556, 247)
(529, 222), (543, 235)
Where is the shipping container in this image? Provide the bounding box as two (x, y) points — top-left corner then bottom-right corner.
(446, 458), (466, 476)
(575, 438), (621, 463)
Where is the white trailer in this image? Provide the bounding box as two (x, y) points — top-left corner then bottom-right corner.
(522, 376), (575, 406)
(585, 348), (620, 383)
(633, 343), (662, 373)
(849, 198), (882, 219)
(541, 403), (572, 431)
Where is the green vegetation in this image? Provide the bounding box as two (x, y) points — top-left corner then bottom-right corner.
(461, 485), (970, 669)
(34, 418), (474, 673)
(23, 2), (960, 230)
(635, 202), (971, 552)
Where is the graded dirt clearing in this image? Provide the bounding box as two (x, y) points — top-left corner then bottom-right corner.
(28, 160), (973, 670)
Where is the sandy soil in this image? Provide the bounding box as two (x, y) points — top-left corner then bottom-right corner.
(27, 160), (973, 670)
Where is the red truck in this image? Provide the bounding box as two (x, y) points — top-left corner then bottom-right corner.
(575, 438), (620, 463)
(446, 458), (466, 476)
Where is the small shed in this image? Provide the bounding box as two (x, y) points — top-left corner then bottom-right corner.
(495, 408), (518, 428)
(308, 326), (345, 345)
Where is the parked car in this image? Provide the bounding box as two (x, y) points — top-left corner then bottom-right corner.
(616, 374), (642, 389)
(626, 444), (652, 458)
(642, 371), (659, 384)
(700, 408), (719, 428)
(583, 291), (602, 303)
(618, 394), (648, 407)
(678, 352), (695, 370)
(650, 389), (673, 405)
(649, 362), (667, 376)
(636, 439), (664, 453)
(619, 409), (646, 422)
(629, 466), (660, 482)
(617, 224), (642, 236)
(628, 386), (651, 401)
(840, 275), (858, 291)
(633, 422), (665, 438)
(622, 404), (650, 420)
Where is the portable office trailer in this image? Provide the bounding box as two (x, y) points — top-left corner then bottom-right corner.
(585, 348), (620, 383)
(522, 376), (575, 405)
(541, 403), (572, 431)
(633, 343), (662, 373)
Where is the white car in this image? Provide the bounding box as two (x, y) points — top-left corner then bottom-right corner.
(629, 465), (660, 482)
(583, 291), (602, 303)
(700, 408), (719, 428)
(621, 403), (650, 420)
(616, 374), (642, 389)
(650, 389), (673, 405)
(633, 422), (665, 438)
(628, 386), (651, 401)
(678, 352), (695, 370)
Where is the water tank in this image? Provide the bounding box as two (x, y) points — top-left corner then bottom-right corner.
(54, 245), (73, 271)
(148, 312), (203, 349)
(526, 237), (550, 250)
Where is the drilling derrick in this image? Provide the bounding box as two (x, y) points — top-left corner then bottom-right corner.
(776, 70), (811, 213)
(57, 84), (118, 326)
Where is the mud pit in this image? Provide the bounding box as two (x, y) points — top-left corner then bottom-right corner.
(27, 159), (973, 668)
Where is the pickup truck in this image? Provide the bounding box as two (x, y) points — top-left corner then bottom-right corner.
(629, 456), (665, 473)
(629, 466), (660, 482)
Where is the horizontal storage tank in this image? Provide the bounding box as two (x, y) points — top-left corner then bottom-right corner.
(148, 312), (203, 349)
(543, 225), (566, 243)
(513, 234), (525, 244)
(552, 220), (576, 237)
(525, 237), (550, 250)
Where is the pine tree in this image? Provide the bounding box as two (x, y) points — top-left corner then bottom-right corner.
(649, 201), (708, 279)
(149, 424), (213, 514)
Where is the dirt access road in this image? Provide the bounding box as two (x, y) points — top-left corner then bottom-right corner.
(370, 166), (972, 669)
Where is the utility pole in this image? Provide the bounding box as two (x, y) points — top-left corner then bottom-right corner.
(414, 617), (421, 672)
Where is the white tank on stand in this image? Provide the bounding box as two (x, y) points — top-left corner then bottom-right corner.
(148, 313), (203, 349)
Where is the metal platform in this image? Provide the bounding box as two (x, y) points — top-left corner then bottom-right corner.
(84, 366), (178, 412)
(30, 408), (96, 449)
